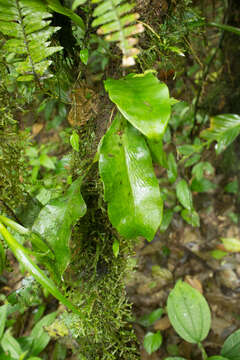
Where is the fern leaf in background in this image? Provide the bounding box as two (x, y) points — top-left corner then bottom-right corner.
(0, 0), (62, 82)
(92, 0), (144, 66)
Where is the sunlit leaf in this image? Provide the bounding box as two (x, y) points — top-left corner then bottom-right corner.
(112, 238), (119, 258)
(201, 114), (240, 154)
(99, 113), (163, 241)
(104, 72), (171, 140)
(167, 280), (211, 343)
(221, 237), (240, 252)
(0, 222), (80, 314)
(33, 177), (87, 278)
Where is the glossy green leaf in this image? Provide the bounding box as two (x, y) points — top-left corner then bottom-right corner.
(99, 114), (163, 241)
(176, 179), (193, 210)
(143, 331), (162, 354)
(181, 209), (200, 227)
(70, 131), (80, 152)
(80, 48), (89, 65)
(221, 329), (240, 360)
(201, 114), (240, 154)
(167, 280), (211, 343)
(210, 249), (227, 260)
(0, 304), (8, 339)
(0, 222), (80, 315)
(1, 328), (23, 359)
(46, 0), (85, 30)
(30, 312), (57, 356)
(138, 308), (163, 327)
(39, 153), (55, 169)
(147, 138), (168, 168)
(33, 177), (87, 278)
(167, 153), (178, 183)
(112, 238), (119, 258)
(104, 72), (171, 140)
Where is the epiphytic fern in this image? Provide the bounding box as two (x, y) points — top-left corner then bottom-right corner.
(0, 0), (62, 82)
(92, 0), (144, 67)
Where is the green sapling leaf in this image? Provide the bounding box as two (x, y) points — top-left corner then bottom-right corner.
(167, 280), (211, 344)
(143, 331), (162, 354)
(221, 329), (240, 360)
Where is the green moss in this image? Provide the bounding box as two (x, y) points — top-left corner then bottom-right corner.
(61, 175), (139, 359)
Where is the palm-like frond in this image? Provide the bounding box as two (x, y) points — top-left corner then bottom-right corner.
(0, 0), (62, 81)
(92, 0), (144, 67)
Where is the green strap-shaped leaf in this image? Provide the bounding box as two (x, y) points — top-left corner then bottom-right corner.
(99, 113), (163, 241)
(201, 114), (240, 154)
(221, 329), (240, 360)
(33, 177), (87, 278)
(0, 222), (80, 315)
(167, 280), (211, 344)
(104, 72), (171, 140)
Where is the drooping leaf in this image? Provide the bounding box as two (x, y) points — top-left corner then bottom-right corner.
(221, 329), (240, 360)
(176, 179), (193, 210)
(0, 222), (80, 315)
(30, 312), (57, 356)
(46, 0), (85, 30)
(167, 280), (211, 343)
(72, 0), (87, 10)
(0, 0), (62, 81)
(0, 304), (8, 339)
(99, 113), (163, 241)
(92, 0), (143, 66)
(104, 72), (172, 140)
(143, 331), (162, 355)
(201, 114), (240, 154)
(33, 177), (86, 278)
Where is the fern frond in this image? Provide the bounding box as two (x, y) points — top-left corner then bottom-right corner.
(92, 0), (144, 67)
(0, 0), (62, 82)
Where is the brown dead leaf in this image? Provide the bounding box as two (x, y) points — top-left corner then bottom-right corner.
(68, 83), (98, 126)
(32, 123), (44, 137)
(154, 315), (171, 331)
(185, 275), (203, 293)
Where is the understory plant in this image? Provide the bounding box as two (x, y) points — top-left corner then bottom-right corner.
(0, 0), (240, 359)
